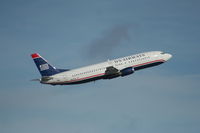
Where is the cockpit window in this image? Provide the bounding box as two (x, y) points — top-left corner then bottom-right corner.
(161, 52), (165, 54)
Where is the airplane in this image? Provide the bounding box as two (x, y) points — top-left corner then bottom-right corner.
(31, 51), (172, 85)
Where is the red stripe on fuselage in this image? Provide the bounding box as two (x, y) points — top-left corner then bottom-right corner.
(68, 73), (105, 82)
(132, 59), (165, 67)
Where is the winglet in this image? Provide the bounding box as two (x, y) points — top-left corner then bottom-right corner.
(31, 53), (40, 59)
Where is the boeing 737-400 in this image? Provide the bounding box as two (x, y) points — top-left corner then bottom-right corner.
(31, 51), (172, 85)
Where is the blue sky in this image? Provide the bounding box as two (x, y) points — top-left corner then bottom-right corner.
(0, 0), (200, 133)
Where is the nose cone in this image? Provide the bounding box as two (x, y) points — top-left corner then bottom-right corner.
(165, 53), (172, 61)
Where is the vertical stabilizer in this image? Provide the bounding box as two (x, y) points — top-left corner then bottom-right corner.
(31, 53), (60, 76)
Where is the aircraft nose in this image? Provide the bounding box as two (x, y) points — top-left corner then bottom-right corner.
(165, 53), (172, 60)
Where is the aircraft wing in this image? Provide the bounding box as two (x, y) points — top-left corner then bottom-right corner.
(103, 65), (135, 79)
(103, 66), (120, 79)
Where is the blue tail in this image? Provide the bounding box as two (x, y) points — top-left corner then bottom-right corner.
(31, 53), (68, 77)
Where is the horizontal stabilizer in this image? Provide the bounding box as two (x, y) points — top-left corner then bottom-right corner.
(30, 79), (41, 81)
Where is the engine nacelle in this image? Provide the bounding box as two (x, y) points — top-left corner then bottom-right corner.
(120, 67), (134, 77)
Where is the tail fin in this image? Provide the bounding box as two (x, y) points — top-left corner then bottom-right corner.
(31, 53), (60, 76)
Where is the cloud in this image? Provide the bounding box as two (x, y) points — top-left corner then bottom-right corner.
(87, 24), (131, 60)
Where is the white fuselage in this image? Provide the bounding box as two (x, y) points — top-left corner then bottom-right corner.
(42, 51), (172, 85)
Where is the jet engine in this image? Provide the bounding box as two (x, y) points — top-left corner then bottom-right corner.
(120, 67), (134, 77)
